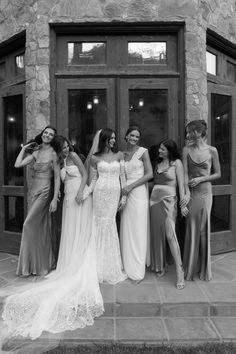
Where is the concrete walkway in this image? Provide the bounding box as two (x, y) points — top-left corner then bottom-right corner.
(0, 251), (236, 348)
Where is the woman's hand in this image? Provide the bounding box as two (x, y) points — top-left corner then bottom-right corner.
(49, 199), (57, 213)
(76, 192), (84, 204)
(118, 195), (127, 211)
(188, 177), (203, 188)
(180, 193), (190, 208)
(180, 205), (189, 217)
(122, 185), (132, 196)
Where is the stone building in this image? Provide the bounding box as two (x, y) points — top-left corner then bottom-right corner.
(0, 0), (235, 255)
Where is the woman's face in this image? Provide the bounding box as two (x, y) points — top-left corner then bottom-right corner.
(62, 141), (70, 158)
(185, 127), (201, 146)
(126, 130), (140, 146)
(42, 128), (55, 144)
(107, 132), (116, 149)
(159, 144), (169, 159)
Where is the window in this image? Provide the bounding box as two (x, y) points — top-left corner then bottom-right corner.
(206, 51), (216, 75)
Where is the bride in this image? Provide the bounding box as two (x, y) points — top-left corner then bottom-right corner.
(84, 128), (127, 284)
(0, 135), (104, 344)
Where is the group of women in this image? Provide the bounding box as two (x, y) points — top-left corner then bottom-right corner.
(0, 120), (221, 342)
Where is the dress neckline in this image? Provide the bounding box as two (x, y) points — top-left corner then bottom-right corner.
(187, 153), (210, 165)
(124, 147), (140, 162)
(156, 161), (175, 174)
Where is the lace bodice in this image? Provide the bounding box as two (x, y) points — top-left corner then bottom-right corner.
(125, 147), (146, 181)
(94, 160), (121, 220)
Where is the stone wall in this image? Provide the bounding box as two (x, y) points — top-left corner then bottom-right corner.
(0, 0), (236, 139)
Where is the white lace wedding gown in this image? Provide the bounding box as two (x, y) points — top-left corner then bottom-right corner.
(1, 164), (104, 340)
(92, 160), (127, 284)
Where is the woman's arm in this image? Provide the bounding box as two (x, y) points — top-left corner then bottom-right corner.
(83, 155), (98, 199)
(14, 143), (35, 168)
(70, 152), (88, 204)
(122, 150), (153, 196)
(181, 146), (190, 207)
(175, 159), (188, 217)
(49, 151), (60, 213)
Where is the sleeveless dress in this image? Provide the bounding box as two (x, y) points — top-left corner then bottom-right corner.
(2, 163), (104, 339)
(93, 160), (127, 284)
(120, 147), (149, 280)
(150, 162), (181, 273)
(17, 161), (54, 276)
(183, 151), (212, 281)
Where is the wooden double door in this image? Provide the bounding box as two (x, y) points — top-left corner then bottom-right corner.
(56, 77), (179, 159)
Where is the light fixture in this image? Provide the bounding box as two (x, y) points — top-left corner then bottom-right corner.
(93, 96), (99, 104)
(138, 98), (144, 107)
(216, 116), (221, 120)
(87, 102), (92, 110)
(8, 116), (15, 122)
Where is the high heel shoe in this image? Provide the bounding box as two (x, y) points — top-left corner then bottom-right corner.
(176, 267), (186, 290)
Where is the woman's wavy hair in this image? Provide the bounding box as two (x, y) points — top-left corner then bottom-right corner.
(25, 125), (57, 153)
(95, 128), (116, 155)
(51, 135), (74, 167)
(124, 125), (141, 142)
(156, 139), (180, 164)
(185, 120), (207, 139)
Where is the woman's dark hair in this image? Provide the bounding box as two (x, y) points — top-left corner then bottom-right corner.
(156, 139), (180, 164)
(185, 120), (207, 138)
(95, 128), (116, 155)
(51, 135), (74, 166)
(124, 125), (141, 142)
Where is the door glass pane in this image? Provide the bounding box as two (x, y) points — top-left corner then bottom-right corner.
(68, 89), (107, 157)
(0, 61), (6, 81)
(68, 42), (106, 65)
(128, 42), (166, 64)
(5, 196), (24, 232)
(211, 94), (231, 185)
(4, 95), (24, 186)
(227, 61), (236, 83)
(15, 54), (25, 76)
(129, 89), (168, 165)
(211, 195), (230, 232)
(206, 51), (216, 75)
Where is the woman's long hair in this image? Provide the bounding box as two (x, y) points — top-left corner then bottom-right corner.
(156, 139), (180, 164)
(94, 128), (116, 155)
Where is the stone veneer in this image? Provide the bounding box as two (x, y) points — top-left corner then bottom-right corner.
(0, 0), (236, 140)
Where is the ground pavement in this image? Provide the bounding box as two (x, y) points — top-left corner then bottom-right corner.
(0, 251), (236, 349)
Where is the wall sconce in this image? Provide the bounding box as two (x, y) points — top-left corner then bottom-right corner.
(93, 96), (99, 104)
(216, 116), (221, 120)
(138, 98), (144, 107)
(8, 116), (15, 122)
(87, 102), (92, 110)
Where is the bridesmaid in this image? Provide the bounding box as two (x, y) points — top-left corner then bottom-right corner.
(120, 126), (153, 282)
(182, 120), (221, 281)
(15, 125), (60, 276)
(150, 139), (188, 289)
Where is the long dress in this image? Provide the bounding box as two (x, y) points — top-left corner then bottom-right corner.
(17, 161), (54, 276)
(93, 160), (127, 284)
(1, 163), (104, 340)
(150, 162), (181, 273)
(120, 147), (149, 280)
(183, 151), (212, 281)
